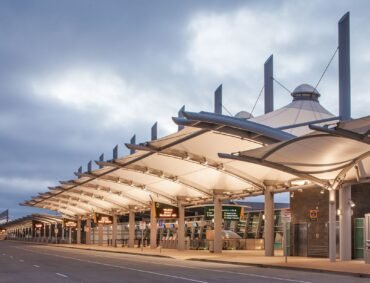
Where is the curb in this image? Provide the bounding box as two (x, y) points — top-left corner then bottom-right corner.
(187, 258), (370, 279)
(55, 245), (174, 259)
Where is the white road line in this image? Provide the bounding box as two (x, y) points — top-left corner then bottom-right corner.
(14, 246), (312, 283)
(14, 247), (208, 283)
(56, 273), (68, 278)
(9, 255), (13, 259)
(2, 253), (5, 256)
(50, 251), (311, 283)
(33, 265), (40, 268)
(19, 259), (24, 262)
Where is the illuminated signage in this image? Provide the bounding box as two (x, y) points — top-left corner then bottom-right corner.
(155, 202), (179, 219)
(96, 214), (113, 224)
(64, 220), (77, 227)
(204, 206), (242, 220)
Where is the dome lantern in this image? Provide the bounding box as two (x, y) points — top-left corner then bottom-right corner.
(291, 84), (321, 102)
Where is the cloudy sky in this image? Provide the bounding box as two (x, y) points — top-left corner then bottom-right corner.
(1, 0), (369, 219)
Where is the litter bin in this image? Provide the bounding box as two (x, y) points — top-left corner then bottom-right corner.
(209, 241), (214, 253)
(365, 240), (370, 264)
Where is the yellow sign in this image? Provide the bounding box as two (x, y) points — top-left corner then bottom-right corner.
(310, 210), (318, 221)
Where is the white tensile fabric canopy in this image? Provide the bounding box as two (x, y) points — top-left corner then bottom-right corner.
(23, 117), (298, 218)
(221, 116), (370, 190)
(21, 87), (369, 218)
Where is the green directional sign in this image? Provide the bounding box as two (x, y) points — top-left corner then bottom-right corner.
(204, 205), (241, 220)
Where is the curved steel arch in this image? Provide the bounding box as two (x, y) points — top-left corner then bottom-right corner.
(36, 204), (78, 218)
(66, 184), (140, 210)
(125, 144), (265, 191)
(218, 152), (329, 188)
(38, 199), (92, 215)
(86, 174), (178, 204)
(56, 189), (124, 211)
(35, 202), (81, 216)
(43, 197), (101, 214)
(92, 162), (212, 197)
(62, 175), (175, 205)
(332, 151), (370, 190)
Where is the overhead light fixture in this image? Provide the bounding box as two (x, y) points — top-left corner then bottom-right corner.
(290, 192), (295, 198)
(320, 189), (325, 194)
(217, 164), (225, 171)
(291, 180), (308, 186)
(348, 200), (356, 208)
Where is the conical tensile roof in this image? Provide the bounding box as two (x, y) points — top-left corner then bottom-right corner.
(250, 83), (335, 136)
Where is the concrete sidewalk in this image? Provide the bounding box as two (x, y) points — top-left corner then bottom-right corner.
(35, 243), (370, 278)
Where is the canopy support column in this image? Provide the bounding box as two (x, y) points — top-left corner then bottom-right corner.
(85, 215), (91, 245)
(128, 210), (135, 248)
(76, 216), (81, 244)
(61, 222), (65, 242)
(48, 224), (52, 242)
(54, 223), (58, 244)
(98, 223), (103, 246)
(213, 194), (222, 253)
(112, 214), (117, 247)
(150, 202), (157, 249)
(177, 201), (185, 251)
(340, 184), (352, 260)
(264, 186), (275, 256)
(68, 227), (72, 244)
(329, 189), (337, 262)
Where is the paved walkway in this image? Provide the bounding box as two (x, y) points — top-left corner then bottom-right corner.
(48, 243), (370, 277)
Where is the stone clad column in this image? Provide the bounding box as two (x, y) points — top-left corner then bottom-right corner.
(68, 227), (72, 244)
(54, 223), (58, 243)
(112, 214), (118, 247)
(76, 216), (81, 244)
(339, 184), (351, 260)
(61, 222), (65, 242)
(213, 193), (222, 253)
(98, 223), (103, 246)
(329, 189), (337, 262)
(177, 201), (185, 251)
(85, 215), (91, 245)
(264, 186), (275, 256)
(128, 210), (135, 248)
(48, 224), (52, 242)
(150, 202), (157, 249)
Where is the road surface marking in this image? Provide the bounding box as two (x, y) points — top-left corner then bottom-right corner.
(56, 273), (68, 278)
(19, 259), (24, 262)
(2, 253), (5, 256)
(62, 251), (311, 283)
(9, 255), (13, 259)
(14, 246), (312, 283)
(33, 265), (40, 268)
(14, 247), (208, 283)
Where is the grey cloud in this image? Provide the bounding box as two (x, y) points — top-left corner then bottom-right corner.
(1, 0), (369, 220)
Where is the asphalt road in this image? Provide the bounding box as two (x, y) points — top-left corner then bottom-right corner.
(0, 241), (367, 283)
